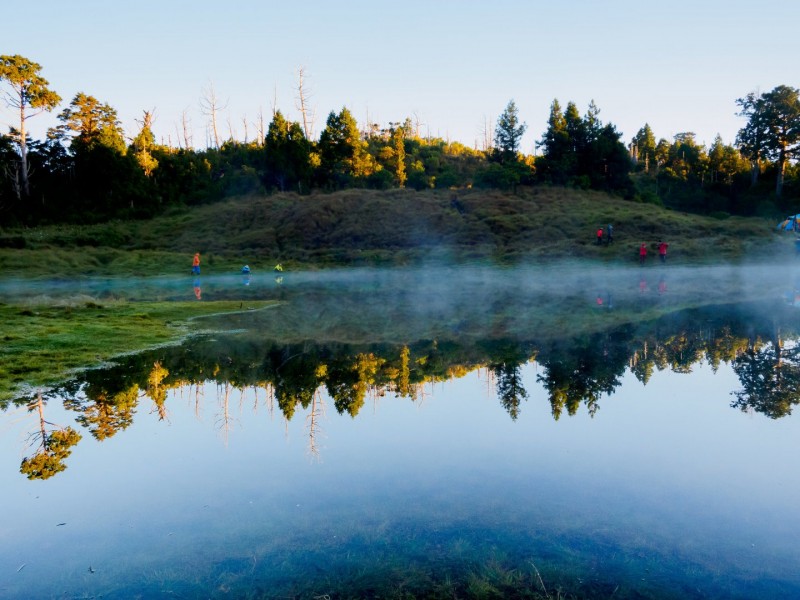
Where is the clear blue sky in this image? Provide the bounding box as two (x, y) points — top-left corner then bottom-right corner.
(4, 0), (799, 152)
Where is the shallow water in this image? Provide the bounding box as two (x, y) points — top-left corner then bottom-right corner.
(2, 265), (800, 598)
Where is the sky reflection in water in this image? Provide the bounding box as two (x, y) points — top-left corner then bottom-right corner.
(2, 265), (800, 598)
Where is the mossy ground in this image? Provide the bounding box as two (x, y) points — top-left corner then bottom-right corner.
(0, 298), (276, 402)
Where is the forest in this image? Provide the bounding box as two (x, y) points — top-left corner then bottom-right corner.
(1, 54), (799, 228)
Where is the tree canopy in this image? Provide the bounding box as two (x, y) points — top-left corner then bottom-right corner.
(0, 53), (799, 226)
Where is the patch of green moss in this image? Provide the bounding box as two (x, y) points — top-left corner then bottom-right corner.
(0, 299), (277, 402)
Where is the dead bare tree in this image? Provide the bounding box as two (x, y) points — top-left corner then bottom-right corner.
(412, 111), (423, 138)
(200, 81), (227, 148)
(180, 108), (193, 149)
(136, 108), (156, 133)
(254, 107), (265, 146)
(226, 115), (236, 144)
(241, 115), (250, 144)
(480, 115), (495, 152)
(295, 67), (315, 140)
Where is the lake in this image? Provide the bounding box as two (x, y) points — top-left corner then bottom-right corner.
(1, 264), (800, 599)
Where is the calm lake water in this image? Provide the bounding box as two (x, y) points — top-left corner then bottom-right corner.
(2, 264), (800, 599)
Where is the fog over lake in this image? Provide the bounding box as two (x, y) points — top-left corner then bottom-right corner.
(2, 262), (800, 598)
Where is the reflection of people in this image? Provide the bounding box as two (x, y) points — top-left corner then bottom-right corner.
(639, 243), (647, 265)
(192, 252), (201, 275)
(658, 241), (669, 263)
(193, 278), (202, 300)
(639, 277), (648, 294)
(595, 292), (613, 309)
(658, 277), (667, 294)
(596, 227), (604, 245)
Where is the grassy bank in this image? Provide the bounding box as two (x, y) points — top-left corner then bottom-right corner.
(0, 298), (277, 402)
(0, 187), (792, 277)
(0, 186), (792, 399)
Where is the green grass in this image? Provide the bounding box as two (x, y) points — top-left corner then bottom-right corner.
(0, 186), (792, 399)
(0, 187), (792, 277)
(0, 298), (277, 401)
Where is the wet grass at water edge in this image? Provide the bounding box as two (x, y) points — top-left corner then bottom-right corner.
(0, 298), (277, 403)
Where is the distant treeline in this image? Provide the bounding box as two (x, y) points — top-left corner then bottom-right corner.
(1, 55), (798, 226)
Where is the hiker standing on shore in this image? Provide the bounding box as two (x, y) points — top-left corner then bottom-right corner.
(606, 223), (614, 244)
(596, 227), (604, 245)
(658, 241), (669, 263)
(192, 252), (201, 275)
(639, 243), (647, 265)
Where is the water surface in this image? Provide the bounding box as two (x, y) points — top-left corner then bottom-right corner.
(2, 264), (800, 598)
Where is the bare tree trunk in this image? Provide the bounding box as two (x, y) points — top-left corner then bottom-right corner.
(412, 112), (422, 138)
(200, 82), (226, 148)
(306, 391), (324, 459)
(181, 109), (193, 149)
(18, 103), (29, 199)
(36, 391), (47, 449)
(226, 116), (236, 144)
(296, 67), (314, 140)
(174, 123), (183, 150)
(255, 107), (265, 146)
(242, 115), (250, 144)
(480, 115), (494, 152)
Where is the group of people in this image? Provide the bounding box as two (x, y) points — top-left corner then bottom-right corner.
(190, 253), (284, 276)
(639, 241), (669, 265)
(596, 224), (614, 245)
(594, 227), (670, 265)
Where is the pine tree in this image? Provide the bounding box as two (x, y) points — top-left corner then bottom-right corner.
(0, 55), (61, 198)
(493, 99), (527, 163)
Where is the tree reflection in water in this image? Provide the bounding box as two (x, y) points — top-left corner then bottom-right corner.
(732, 343), (800, 419)
(8, 300), (800, 479)
(20, 392), (82, 480)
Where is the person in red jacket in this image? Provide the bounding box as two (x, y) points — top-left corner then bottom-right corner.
(596, 227), (604, 245)
(639, 243), (647, 265)
(658, 241), (669, 263)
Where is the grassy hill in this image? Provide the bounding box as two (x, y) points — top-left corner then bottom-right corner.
(0, 187), (792, 277)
